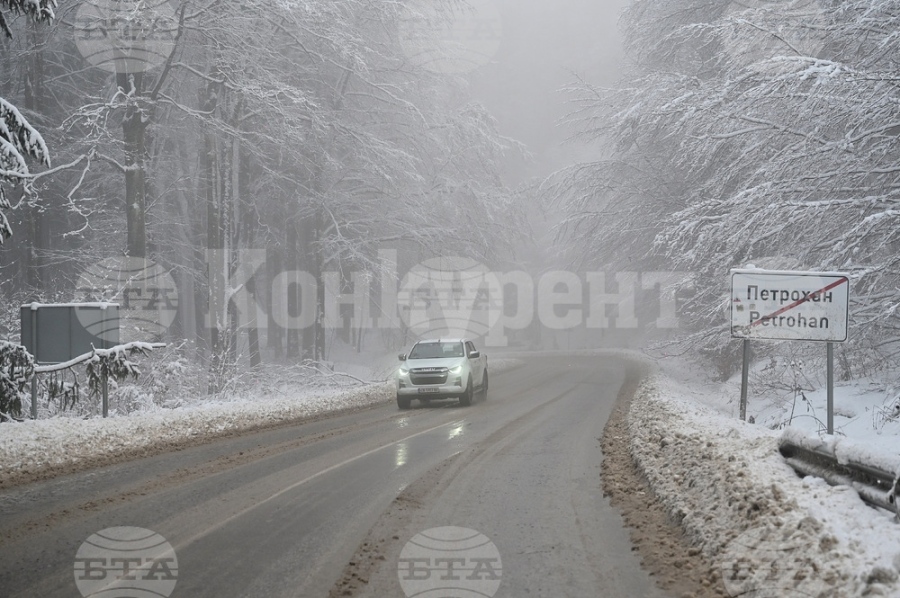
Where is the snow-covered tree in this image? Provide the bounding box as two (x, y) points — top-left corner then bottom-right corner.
(0, 0), (519, 391)
(0, 0), (54, 244)
(0, 0), (54, 38)
(169, 0), (520, 366)
(553, 0), (900, 376)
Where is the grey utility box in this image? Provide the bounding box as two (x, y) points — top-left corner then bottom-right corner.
(21, 303), (120, 364)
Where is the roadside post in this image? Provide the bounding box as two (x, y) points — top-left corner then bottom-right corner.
(730, 269), (850, 434)
(740, 339), (750, 422)
(31, 375), (37, 420)
(827, 342), (834, 434)
(102, 366), (109, 418)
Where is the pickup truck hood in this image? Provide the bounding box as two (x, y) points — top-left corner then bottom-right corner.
(404, 358), (465, 369)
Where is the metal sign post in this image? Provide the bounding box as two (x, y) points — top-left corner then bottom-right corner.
(102, 369), (109, 418)
(740, 339), (750, 421)
(731, 269), (850, 431)
(827, 342), (834, 434)
(31, 375), (37, 420)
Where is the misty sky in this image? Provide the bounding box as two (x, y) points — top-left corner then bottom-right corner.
(469, 0), (631, 185)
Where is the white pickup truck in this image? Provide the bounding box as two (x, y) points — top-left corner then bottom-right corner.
(396, 338), (488, 409)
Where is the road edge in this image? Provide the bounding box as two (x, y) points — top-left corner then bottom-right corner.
(600, 359), (730, 596)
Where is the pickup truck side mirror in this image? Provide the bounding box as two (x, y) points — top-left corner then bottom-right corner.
(398, 353), (407, 361)
(468, 350), (480, 359)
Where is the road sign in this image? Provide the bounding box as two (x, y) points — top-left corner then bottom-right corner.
(21, 303), (120, 364)
(731, 269), (849, 342)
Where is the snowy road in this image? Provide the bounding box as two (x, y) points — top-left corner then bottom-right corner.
(0, 355), (666, 597)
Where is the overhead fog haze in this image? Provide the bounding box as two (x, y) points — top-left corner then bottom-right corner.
(468, 0), (630, 184)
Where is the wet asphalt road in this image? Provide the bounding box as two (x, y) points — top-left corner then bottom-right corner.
(0, 354), (667, 597)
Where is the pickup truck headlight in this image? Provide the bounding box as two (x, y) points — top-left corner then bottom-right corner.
(449, 365), (462, 374)
(398, 368), (409, 377)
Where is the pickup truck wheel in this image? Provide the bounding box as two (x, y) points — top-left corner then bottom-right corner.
(459, 377), (474, 407)
(397, 395), (411, 410)
(480, 370), (488, 399)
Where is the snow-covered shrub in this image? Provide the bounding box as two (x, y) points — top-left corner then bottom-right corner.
(207, 359), (372, 404)
(85, 343), (146, 397)
(45, 370), (79, 413)
(101, 343), (204, 414)
(873, 392), (900, 433)
(0, 340), (33, 420)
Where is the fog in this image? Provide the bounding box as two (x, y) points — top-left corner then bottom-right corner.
(0, 0), (649, 374)
(470, 0), (630, 184)
(5, 0), (894, 393)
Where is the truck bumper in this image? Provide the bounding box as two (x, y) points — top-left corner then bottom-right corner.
(397, 384), (464, 399)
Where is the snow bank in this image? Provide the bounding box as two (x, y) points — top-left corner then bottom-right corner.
(0, 381), (394, 480)
(629, 374), (900, 596)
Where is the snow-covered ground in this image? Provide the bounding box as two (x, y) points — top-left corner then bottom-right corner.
(0, 380), (395, 479)
(633, 357), (900, 596)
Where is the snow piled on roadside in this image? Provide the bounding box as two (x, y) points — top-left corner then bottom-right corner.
(0, 382), (393, 479)
(630, 374), (900, 596)
(0, 357), (523, 481)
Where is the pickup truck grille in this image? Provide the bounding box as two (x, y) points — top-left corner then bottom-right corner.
(409, 367), (449, 385)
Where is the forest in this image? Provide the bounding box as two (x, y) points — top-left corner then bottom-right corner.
(0, 0), (524, 417)
(552, 0), (900, 382)
(4, 0), (900, 419)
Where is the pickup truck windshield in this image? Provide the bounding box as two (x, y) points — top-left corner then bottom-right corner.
(408, 341), (465, 359)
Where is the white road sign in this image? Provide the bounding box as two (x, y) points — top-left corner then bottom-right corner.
(731, 269), (849, 342)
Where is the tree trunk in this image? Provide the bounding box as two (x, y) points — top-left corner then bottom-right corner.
(225, 114), (241, 367)
(267, 247), (284, 359)
(201, 77), (225, 393)
(314, 205), (326, 362)
(23, 22), (45, 291)
(286, 222), (301, 359)
(118, 71), (147, 258)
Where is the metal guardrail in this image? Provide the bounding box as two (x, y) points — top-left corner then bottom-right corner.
(779, 438), (900, 517)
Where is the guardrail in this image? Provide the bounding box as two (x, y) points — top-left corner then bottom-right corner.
(779, 437), (900, 517)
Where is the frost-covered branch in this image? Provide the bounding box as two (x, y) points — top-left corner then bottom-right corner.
(553, 0), (900, 373)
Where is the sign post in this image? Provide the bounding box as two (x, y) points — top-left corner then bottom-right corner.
(740, 339), (750, 421)
(827, 342), (834, 434)
(731, 269), (850, 433)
